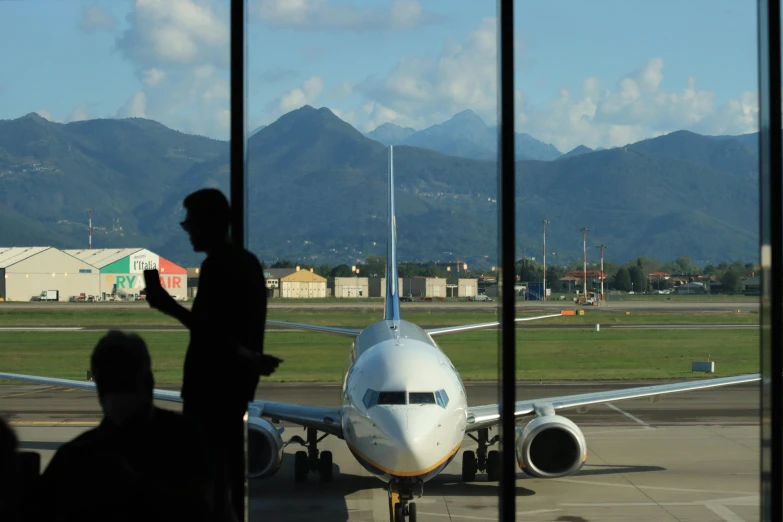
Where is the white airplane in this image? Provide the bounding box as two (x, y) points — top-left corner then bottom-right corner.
(0, 145), (761, 522)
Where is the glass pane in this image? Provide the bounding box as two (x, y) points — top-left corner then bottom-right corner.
(247, 2), (499, 520)
(378, 392), (407, 405)
(0, 0), (232, 513)
(409, 392), (436, 404)
(514, 1), (760, 520)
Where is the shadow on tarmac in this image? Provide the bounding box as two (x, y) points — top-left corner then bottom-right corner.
(250, 460), (666, 521)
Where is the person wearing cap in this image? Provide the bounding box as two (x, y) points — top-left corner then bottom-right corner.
(145, 188), (279, 522)
(37, 331), (213, 522)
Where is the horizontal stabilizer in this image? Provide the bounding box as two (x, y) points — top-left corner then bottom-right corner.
(426, 313), (563, 336)
(267, 320), (361, 337)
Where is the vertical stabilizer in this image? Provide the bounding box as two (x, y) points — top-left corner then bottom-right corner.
(385, 146), (401, 323)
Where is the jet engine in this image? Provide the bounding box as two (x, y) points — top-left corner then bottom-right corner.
(247, 416), (284, 478)
(515, 415), (587, 478)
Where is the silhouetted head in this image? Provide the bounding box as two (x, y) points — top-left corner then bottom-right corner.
(181, 188), (231, 252)
(91, 331), (155, 426)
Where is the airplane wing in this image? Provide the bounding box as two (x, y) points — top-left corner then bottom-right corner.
(425, 313), (563, 336)
(267, 320), (360, 337)
(465, 373), (760, 432)
(250, 401), (343, 437)
(0, 372), (182, 402)
(0, 371), (343, 437)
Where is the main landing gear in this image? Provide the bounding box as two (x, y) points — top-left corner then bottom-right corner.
(462, 428), (500, 481)
(288, 427), (333, 482)
(388, 481), (421, 522)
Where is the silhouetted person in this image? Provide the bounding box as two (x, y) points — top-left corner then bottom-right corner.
(37, 331), (213, 522)
(145, 188), (278, 522)
(0, 417), (22, 522)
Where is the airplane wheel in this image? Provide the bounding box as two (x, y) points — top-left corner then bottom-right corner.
(487, 450), (500, 482)
(462, 450), (477, 481)
(294, 451), (308, 482)
(394, 503), (404, 522)
(408, 502), (417, 522)
(318, 450), (333, 482)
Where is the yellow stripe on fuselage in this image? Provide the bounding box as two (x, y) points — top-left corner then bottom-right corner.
(348, 441), (462, 477)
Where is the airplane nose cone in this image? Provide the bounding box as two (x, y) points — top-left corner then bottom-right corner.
(369, 407), (447, 475)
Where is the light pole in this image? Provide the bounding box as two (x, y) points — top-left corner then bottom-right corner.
(542, 220), (549, 301)
(596, 244), (606, 302)
(580, 228), (589, 297)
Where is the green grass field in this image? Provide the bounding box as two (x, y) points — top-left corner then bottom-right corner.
(0, 308), (759, 327)
(0, 328), (759, 384)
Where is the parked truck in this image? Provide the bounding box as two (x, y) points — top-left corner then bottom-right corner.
(39, 290), (59, 302)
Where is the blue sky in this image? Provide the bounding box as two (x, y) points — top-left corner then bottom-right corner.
(0, 0), (759, 152)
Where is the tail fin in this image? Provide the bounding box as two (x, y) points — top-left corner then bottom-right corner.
(385, 145), (401, 323)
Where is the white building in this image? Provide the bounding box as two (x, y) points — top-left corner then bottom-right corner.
(0, 247), (99, 302)
(333, 277), (369, 298)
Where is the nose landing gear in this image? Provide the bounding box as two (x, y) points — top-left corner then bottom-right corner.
(388, 481), (421, 522)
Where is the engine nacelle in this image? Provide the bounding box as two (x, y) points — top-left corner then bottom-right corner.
(247, 417), (284, 478)
(515, 415), (587, 478)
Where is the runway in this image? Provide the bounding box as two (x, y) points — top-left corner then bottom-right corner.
(1, 299), (759, 315)
(2, 381), (760, 521)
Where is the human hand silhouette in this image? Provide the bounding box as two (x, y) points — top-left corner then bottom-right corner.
(238, 346), (282, 376)
(146, 285), (177, 314)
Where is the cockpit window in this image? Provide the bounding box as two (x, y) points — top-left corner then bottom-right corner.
(377, 391), (407, 405)
(409, 392), (436, 404)
(435, 389), (449, 408)
(363, 390), (447, 408)
(363, 389), (379, 409)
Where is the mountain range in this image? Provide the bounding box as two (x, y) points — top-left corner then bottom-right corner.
(366, 109), (562, 161)
(0, 106), (760, 267)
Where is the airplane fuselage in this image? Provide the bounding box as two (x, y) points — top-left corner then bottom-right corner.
(340, 319), (468, 484)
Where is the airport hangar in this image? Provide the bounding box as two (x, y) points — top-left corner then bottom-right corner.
(0, 246), (187, 302)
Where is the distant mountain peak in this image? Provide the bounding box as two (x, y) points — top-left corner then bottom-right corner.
(23, 112), (50, 122)
(367, 122), (416, 146)
(449, 109), (486, 127)
(559, 145), (594, 160)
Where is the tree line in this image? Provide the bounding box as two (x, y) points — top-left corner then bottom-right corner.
(263, 255), (757, 294)
(515, 256), (757, 294)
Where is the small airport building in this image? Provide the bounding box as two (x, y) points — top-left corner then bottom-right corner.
(368, 277), (404, 298)
(404, 276), (447, 298)
(280, 270), (327, 298)
(332, 276), (369, 298)
(0, 247), (99, 302)
(65, 248), (187, 301)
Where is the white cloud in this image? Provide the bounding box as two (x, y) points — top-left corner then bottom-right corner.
(34, 109), (53, 121)
(216, 108), (231, 130)
(329, 17), (759, 151)
(110, 0), (232, 138)
(66, 105), (91, 123)
(141, 68), (166, 87)
(116, 0), (229, 69)
(355, 17), (498, 129)
(116, 92), (147, 118)
(519, 58), (759, 151)
(328, 81), (354, 99)
(266, 76), (325, 117)
(80, 4), (118, 32)
(251, 0), (440, 32)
